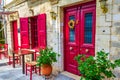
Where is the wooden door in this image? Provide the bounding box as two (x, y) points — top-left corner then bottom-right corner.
(64, 7), (80, 74)
(20, 18), (29, 48)
(80, 5), (96, 57)
(37, 14), (46, 49)
(12, 20), (18, 50)
(64, 2), (96, 75)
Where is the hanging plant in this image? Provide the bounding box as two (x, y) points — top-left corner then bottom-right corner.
(68, 20), (75, 29)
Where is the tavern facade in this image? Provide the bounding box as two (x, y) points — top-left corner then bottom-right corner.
(4, 0), (120, 79)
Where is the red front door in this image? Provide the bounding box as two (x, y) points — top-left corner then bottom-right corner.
(12, 20), (18, 50)
(64, 1), (96, 75)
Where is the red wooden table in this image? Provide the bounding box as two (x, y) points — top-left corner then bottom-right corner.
(12, 49), (35, 74)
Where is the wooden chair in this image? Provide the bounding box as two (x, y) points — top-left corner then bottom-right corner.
(25, 48), (40, 80)
(8, 46), (21, 65)
(0, 44), (8, 59)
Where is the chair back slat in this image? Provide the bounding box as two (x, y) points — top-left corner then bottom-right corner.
(33, 48), (40, 61)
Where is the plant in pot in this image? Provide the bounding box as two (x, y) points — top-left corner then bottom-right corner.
(75, 50), (120, 80)
(0, 45), (4, 50)
(37, 47), (60, 76)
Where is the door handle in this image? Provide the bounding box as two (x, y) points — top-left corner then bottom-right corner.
(85, 49), (89, 53)
(69, 47), (73, 50)
(76, 19), (79, 24)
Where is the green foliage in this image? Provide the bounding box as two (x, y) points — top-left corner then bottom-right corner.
(37, 47), (60, 66)
(75, 50), (120, 80)
(0, 39), (5, 44)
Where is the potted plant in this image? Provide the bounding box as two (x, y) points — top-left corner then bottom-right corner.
(0, 45), (4, 50)
(75, 50), (120, 80)
(37, 47), (60, 76)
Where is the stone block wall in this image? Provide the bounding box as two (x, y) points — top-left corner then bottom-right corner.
(5, 0), (120, 79)
(96, 0), (120, 79)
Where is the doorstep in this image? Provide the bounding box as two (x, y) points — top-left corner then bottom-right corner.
(61, 71), (80, 80)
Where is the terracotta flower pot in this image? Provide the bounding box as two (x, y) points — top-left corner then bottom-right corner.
(41, 64), (52, 76)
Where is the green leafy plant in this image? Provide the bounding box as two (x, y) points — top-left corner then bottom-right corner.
(0, 39), (5, 44)
(75, 50), (120, 80)
(37, 47), (60, 66)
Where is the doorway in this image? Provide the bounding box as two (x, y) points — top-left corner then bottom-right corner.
(12, 20), (18, 50)
(64, 1), (96, 75)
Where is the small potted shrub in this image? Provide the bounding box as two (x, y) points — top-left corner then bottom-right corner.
(75, 50), (120, 80)
(37, 47), (60, 76)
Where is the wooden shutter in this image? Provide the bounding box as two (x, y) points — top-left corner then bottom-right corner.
(37, 14), (46, 49)
(20, 18), (29, 48)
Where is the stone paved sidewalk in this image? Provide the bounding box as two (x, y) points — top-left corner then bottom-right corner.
(0, 59), (75, 80)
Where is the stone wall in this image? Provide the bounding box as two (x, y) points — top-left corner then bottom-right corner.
(5, 0), (120, 79)
(111, 0), (120, 79)
(96, 0), (120, 79)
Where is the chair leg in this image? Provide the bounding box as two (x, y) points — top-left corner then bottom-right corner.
(8, 57), (12, 65)
(8, 57), (10, 65)
(0, 54), (2, 59)
(15, 57), (17, 64)
(34, 66), (36, 73)
(26, 64), (27, 75)
(30, 66), (32, 80)
(39, 67), (41, 75)
(4, 53), (8, 58)
(19, 56), (21, 65)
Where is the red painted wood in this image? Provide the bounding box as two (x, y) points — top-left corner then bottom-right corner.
(64, 7), (79, 75)
(37, 14), (46, 49)
(12, 20), (18, 50)
(64, 1), (96, 75)
(20, 18), (29, 48)
(80, 6), (96, 56)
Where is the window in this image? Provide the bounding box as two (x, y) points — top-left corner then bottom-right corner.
(69, 16), (75, 42)
(84, 13), (92, 43)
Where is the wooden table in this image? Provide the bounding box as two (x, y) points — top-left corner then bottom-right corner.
(12, 49), (35, 74)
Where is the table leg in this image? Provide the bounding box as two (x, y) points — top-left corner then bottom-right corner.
(13, 53), (15, 68)
(32, 53), (34, 61)
(22, 55), (25, 74)
(0, 53), (1, 59)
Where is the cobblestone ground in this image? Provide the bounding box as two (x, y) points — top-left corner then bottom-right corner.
(0, 59), (74, 80)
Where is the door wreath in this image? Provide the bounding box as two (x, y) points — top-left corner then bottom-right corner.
(68, 20), (75, 29)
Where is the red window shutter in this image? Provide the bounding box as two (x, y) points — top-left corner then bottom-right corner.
(37, 14), (46, 49)
(20, 18), (29, 48)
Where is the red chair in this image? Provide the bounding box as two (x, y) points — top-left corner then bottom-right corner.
(8, 46), (21, 65)
(25, 48), (40, 80)
(0, 44), (8, 59)
(4, 44), (8, 58)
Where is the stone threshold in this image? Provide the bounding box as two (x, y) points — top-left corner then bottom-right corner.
(61, 71), (80, 80)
